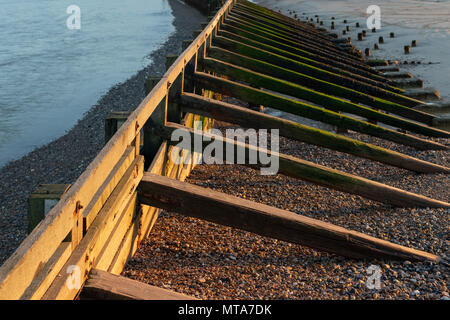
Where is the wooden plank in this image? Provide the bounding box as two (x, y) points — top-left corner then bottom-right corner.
(226, 12), (363, 67)
(107, 142), (168, 276)
(138, 173), (442, 262)
(180, 93), (449, 173)
(219, 23), (383, 82)
(42, 156), (145, 300)
(84, 146), (135, 231)
(94, 194), (137, 271)
(28, 184), (71, 234)
(81, 269), (197, 300)
(212, 34), (429, 108)
(206, 46), (436, 126)
(20, 242), (72, 300)
(0, 0), (235, 300)
(158, 123), (450, 208)
(108, 221), (140, 276)
(191, 72), (447, 150)
(200, 57), (448, 137)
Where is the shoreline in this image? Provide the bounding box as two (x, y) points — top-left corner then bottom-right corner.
(255, 0), (450, 102)
(0, 0), (205, 266)
(121, 3), (449, 300)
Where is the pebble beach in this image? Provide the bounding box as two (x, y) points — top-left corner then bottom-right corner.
(0, 0), (448, 301)
(0, 0), (206, 266)
(122, 114), (449, 300)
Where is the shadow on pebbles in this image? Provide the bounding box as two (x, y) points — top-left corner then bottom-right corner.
(123, 121), (449, 300)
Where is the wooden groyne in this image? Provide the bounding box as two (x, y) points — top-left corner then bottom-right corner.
(0, 0), (448, 300)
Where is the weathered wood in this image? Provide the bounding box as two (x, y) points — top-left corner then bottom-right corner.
(83, 146), (135, 231)
(233, 4), (335, 46)
(228, 10), (350, 59)
(105, 111), (132, 144)
(226, 12), (362, 66)
(0, 0), (235, 300)
(383, 71), (413, 79)
(138, 173), (442, 262)
(219, 23), (383, 81)
(206, 46), (436, 126)
(404, 88), (441, 101)
(42, 156), (145, 300)
(143, 77), (166, 169)
(180, 93), (449, 174)
(229, 8), (362, 63)
(200, 57), (448, 137)
(237, 1), (336, 44)
(28, 184), (71, 234)
(212, 34), (431, 108)
(191, 72), (447, 150)
(20, 242), (72, 300)
(158, 123), (450, 208)
(390, 78), (424, 89)
(81, 269), (197, 300)
(94, 194), (137, 271)
(166, 55), (183, 124)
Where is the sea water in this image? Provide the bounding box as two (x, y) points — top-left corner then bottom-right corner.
(0, 0), (175, 167)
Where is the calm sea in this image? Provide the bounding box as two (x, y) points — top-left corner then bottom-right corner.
(0, 0), (174, 167)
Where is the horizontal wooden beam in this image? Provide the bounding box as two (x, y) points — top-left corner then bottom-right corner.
(138, 173), (442, 262)
(225, 13), (363, 67)
(212, 34), (428, 108)
(156, 122), (450, 208)
(200, 57), (448, 138)
(219, 23), (382, 82)
(206, 46), (437, 126)
(81, 269), (197, 300)
(225, 9), (364, 64)
(180, 93), (449, 174)
(42, 156), (145, 300)
(236, 1), (338, 45)
(191, 72), (447, 150)
(0, 0), (236, 300)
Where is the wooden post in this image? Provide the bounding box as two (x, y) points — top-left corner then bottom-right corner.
(105, 111), (132, 144)
(28, 184), (70, 234)
(166, 55), (183, 124)
(143, 77), (166, 169)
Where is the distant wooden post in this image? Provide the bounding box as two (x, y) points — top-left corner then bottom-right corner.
(28, 184), (70, 234)
(166, 55), (183, 124)
(143, 77), (166, 169)
(105, 111), (132, 144)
